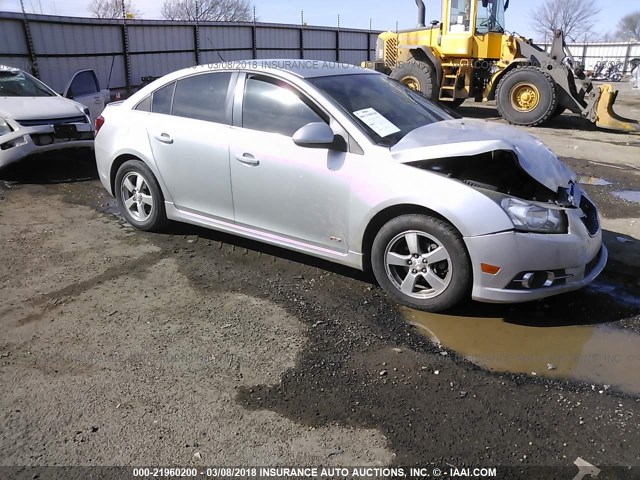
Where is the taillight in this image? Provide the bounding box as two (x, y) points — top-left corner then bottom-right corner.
(95, 115), (105, 134)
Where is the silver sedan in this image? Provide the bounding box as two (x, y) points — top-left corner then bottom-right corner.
(94, 60), (606, 312)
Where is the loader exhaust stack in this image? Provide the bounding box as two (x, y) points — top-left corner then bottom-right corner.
(415, 0), (426, 28)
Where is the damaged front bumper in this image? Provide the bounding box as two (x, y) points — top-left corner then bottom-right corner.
(465, 208), (607, 304)
(0, 121), (94, 169)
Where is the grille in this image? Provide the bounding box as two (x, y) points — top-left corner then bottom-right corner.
(385, 37), (399, 67)
(17, 115), (88, 127)
(30, 132), (93, 146)
(579, 196), (600, 236)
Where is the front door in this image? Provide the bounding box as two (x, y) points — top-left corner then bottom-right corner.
(64, 69), (104, 121)
(229, 74), (352, 253)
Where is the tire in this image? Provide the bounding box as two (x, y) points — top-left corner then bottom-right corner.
(551, 104), (566, 118)
(115, 159), (168, 232)
(496, 66), (558, 126)
(390, 61), (438, 100)
(371, 215), (472, 312)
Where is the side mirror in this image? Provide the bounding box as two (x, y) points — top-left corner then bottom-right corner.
(292, 122), (336, 149)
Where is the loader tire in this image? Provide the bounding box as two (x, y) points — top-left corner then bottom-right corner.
(391, 61), (438, 101)
(496, 66), (558, 126)
(551, 105), (566, 118)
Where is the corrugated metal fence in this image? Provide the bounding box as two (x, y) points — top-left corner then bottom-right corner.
(0, 12), (380, 94)
(540, 41), (640, 74)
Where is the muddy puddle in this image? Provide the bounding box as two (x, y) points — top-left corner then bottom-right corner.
(402, 287), (640, 395)
(577, 176), (612, 186)
(612, 191), (640, 204)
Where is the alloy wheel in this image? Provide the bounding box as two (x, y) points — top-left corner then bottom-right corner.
(384, 230), (453, 300)
(121, 171), (153, 223)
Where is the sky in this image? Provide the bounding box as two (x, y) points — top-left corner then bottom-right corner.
(0, 0), (639, 41)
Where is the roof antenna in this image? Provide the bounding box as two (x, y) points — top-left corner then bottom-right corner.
(206, 37), (225, 62)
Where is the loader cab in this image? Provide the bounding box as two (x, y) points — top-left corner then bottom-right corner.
(440, 0), (507, 58)
(475, 0), (506, 35)
(441, 0), (477, 56)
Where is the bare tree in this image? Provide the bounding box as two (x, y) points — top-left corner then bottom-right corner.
(161, 0), (253, 22)
(26, 0), (44, 14)
(617, 11), (640, 41)
(600, 31), (619, 42)
(88, 0), (140, 19)
(530, 0), (601, 42)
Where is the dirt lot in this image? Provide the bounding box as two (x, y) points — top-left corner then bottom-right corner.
(1, 81), (639, 477)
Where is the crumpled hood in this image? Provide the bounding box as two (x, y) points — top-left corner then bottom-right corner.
(390, 119), (576, 193)
(0, 96), (85, 121)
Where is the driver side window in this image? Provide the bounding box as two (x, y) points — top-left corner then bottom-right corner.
(449, 0), (471, 32)
(242, 75), (326, 137)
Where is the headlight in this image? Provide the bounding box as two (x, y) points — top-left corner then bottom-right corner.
(376, 37), (385, 61)
(501, 198), (568, 234)
(0, 117), (12, 136)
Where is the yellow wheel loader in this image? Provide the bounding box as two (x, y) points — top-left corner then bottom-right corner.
(364, 0), (640, 133)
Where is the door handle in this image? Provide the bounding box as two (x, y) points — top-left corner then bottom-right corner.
(155, 132), (173, 144)
(234, 153), (260, 166)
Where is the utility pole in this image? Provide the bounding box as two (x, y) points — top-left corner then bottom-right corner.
(336, 15), (341, 63)
(19, 0), (39, 78)
(194, 0), (200, 65)
(252, 6), (257, 59)
(121, 0), (132, 93)
(300, 11), (305, 59)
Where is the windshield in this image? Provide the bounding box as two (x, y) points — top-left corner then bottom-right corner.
(476, 0), (506, 34)
(309, 74), (455, 147)
(0, 69), (56, 97)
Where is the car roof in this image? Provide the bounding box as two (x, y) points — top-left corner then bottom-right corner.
(188, 59), (377, 79)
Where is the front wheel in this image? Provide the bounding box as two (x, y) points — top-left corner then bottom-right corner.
(390, 61), (438, 100)
(371, 215), (472, 312)
(496, 66), (558, 126)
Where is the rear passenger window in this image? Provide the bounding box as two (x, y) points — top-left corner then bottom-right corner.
(135, 95), (151, 112)
(242, 76), (326, 137)
(172, 73), (231, 124)
(152, 82), (175, 115)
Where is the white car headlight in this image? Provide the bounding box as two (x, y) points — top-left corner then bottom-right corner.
(0, 117), (12, 136)
(501, 198), (568, 234)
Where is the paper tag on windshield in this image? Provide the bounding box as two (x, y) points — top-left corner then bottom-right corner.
(353, 108), (401, 137)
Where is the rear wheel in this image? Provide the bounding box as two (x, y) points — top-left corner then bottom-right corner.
(496, 66), (558, 126)
(391, 61), (438, 100)
(115, 159), (167, 232)
(371, 215), (472, 312)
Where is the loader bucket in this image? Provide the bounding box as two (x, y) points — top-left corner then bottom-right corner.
(594, 84), (640, 133)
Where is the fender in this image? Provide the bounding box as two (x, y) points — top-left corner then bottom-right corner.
(108, 146), (175, 205)
(407, 46), (443, 88)
(485, 59), (529, 100)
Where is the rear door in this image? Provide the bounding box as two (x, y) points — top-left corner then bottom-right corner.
(145, 72), (236, 221)
(64, 69), (104, 121)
